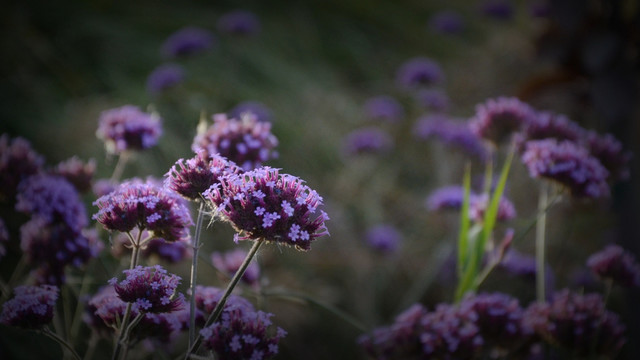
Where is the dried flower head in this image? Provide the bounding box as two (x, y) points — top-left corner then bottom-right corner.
(93, 179), (193, 242)
(343, 127), (393, 156)
(217, 10), (261, 36)
(363, 96), (405, 123)
(50, 156), (96, 193)
(587, 244), (640, 287)
(211, 248), (261, 288)
(192, 113), (278, 171)
(110, 265), (184, 313)
(364, 224), (402, 254)
(96, 105), (162, 154)
(0, 285), (58, 329)
(165, 151), (239, 201)
(0, 134), (44, 202)
(469, 97), (536, 144)
(204, 167), (329, 250)
(414, 114), (488, 160)
(229, 101), (273, 123)
(396, 57), (444, 90)
(146, 63), (185, 95)
(161, 26), (214, 58)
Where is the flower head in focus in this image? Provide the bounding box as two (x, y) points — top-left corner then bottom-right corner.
(96, 105), (162, 155)
(110, 265), (184, 313)
(166, 151), (240, 201)
(0, 285), (58, 329)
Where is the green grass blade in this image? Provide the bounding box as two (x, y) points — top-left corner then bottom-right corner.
(456, 164), (472, 279)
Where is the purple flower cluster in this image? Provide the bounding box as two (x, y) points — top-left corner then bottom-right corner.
(230, 101), (273, 123)
(204, 167), (329, 250)
(217, 10), (261, 36)
(0, 285), (58, 329)
(364, 224), (402, 254)
(96, 105), (162, 154)
(142, 237), (192, 263)
(469, 96), (536, 144)
(425, 185), (465, 211)
(426, 185), (515, 222)
(93, 179), (193, 242)
(520, 139), (610, 198)
(428, 10), (465, 34)
(468, 193), (517, 223)
(396, 57), (444, 90)
(109, 265), (184, 313)
(0, 134), (44, 202)
(414, 89), (450, 112)
(343, 127), (393, 156)
(50, 156), (96, 193)
(584, 131), (632, 182)
(520, 111), (585, 144)
(165, 151), (239, 201)
(363, 96), (404, 123)
(524, 290), (626, 357)
(146, 63), (185, 95)
(192, 113), (278, 171)
(193, 285), (254, 319)
(587, 244), (640, 287)
(211, 248), (261, 288)
(414, 115), (488, 159)
(161, 26), (214, 58)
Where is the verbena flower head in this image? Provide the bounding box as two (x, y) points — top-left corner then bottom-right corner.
(396, 57), (444, 90)
(520, 111), (585, 143)
(230, 101), (273, 123)
(364, 224), (402, 254)
(0, 285), (58, 329)
(343, 127), (393, 156)
(480, 0), (514, 20)
(520, 139), (610, 198)
(110, 265), (184, 313)
(0, 134), (44, 202)
(414, 88), (450, 112)
(166, 151), (239, 201)
(420, 303), (484, 358)
(469, 193), (517, 223)
(0, 217), (8, 259)
(469, 97), (536, 144)
(161, 26), (214, 58)
(211, 248), (260, 288)
(96, 105), (162, 154)
(146, 63), (185, 95)
(50, 156), (96, 193)
(428, 10), (465, 34)
(204, 167), (329, 250)
(93, 179), (193, 242)
(363, 96), (405, 123)
(584, 131), (632, 182)
(414, 114), (488, 160)
(193, 285), (255, 318)
(524, 289), (626, 357)
(425, 185), (465, 211)
(192, 113), (278, 171)
(587, 244), (640, 287)
(217, 10), (261, 36)
(143, 237), (192, 263)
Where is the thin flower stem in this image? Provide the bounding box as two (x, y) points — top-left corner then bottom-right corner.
(110, 152), (130, 182)
(42, 327), (82, 360)
(189, 201), (206, 349)
(184, 238), (264, 359)
(118, 312), (145, 360)
(536, 182), (549, 303)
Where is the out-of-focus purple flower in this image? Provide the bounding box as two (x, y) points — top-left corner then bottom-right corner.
(217, 10), (261, 36)
(110, 265), (184, 313)
(205, 167), (329, 250)
(143, 238), (192, 263)
(93, 179), (193, 242)
(521, 111), (585, 143)
(192, 113), (278, 171)
(480, 0), (514, 20)
(343, 127), (393, 156)
(414, 89), (450, 112)
(414, 115), (488, 160)
(364, 224), (402, 254)
(469, 97), (537, 144)
(584, 131), (632, 182)
(96, 105), (162, 155)
(420, 303), (484, 358)
(0, 285), (58, 329)
(587, 244), (640, 287)
(521, 139), (610, 198)
(161, 26), (214, 58)
(469, 193), (517, 222)
(0, 217), (7, 259)
(146, 63), (185, 95)
(50, 156), (96, 193)
(396, 57), (444, 90)
(92, 178), (118, 197)
(211, 248), (260, 288)
(426, 185), (465, 211)
(363, 96), (404, 123)
(193, 285), (254, 319)
(499, 249), (537, 279)
(229, 101), (273, 123)
(165, 151), (239, 201)
(0, 134), (44, 202)
(428, 10), (465, 34)
(524, 289), (626, 357)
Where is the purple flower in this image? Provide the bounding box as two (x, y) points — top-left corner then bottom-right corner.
(92, 178), (118, 197)
(480, 0), (514, 20)
(217, 10), (261, 36)
(469, 193), (517, 222)
(343, 127), (393, 156)
(584, 131), (632, 182)
(0, 134), (44, 202)
(420, 303), (484, 358)
(587, 244), (640, 287)
(524, 289), (626, 357)
(192, 113), (278, 171)
(96, 105), (162, 154)
(142, 238), (192, 263)
(211, 248), (261, 288)
(0, 285), (58, 329)
(363, 96), (404, 123)
(50, 156), (96, 193)
(93, 179), (193, 242)
(425, 185), (465, 211)
(161, 26), (214, 58)
(414, 89), (450, 112)
(193, 285), (255, 318)
(165, 151), (239, 201)
(520, 139), (610, 198)
(396, 57), (445, 90)
(111, 265), (184, 313)
(0, 217), (7, 259)
(469, 96), (537, 144)
(229, 101), (273, 123)
(428, 10), (465, 34)
(364, 224), (402, 254)
(146, 63), (185, 95)
(521, 111), (585, 143)
(498, 249), (537, 279)
(414, 114), (488, 159)
(204, 167), (329, 250)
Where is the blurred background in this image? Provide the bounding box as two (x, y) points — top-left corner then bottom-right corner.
(1, 0), (639, 359)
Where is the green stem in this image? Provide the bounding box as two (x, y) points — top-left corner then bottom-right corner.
(536, 182), (549, 303)
(185, 238), (264, 359)
(42, 327), (82, 360)
(110, 152), (130, 182)
(118, 312), (145, 360)
(189, 201), (206, 349)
